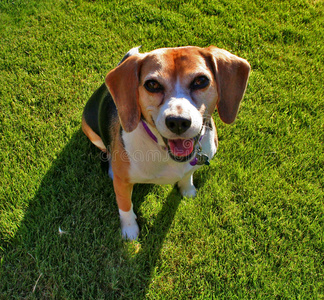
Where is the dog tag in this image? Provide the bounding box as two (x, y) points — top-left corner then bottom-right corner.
(192, 140), (210, 166)
(196, 153), (210, 165)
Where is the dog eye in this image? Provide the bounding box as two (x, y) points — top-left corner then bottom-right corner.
(191, 76), (210, 90)
(144, 80), (164, 93)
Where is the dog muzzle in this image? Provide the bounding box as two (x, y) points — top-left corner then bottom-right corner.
(141, 120), (210, 165)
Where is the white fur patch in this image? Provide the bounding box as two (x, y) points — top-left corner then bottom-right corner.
(119, 204), (139, 240)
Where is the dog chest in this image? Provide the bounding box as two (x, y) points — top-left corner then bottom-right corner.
(128, 156), (197, 185)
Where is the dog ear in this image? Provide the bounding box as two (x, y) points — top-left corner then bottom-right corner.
(105, 55), (142, 132)
(206, 46), (250, 124)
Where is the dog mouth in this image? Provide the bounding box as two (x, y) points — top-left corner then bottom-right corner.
(162, 137), (197, 162)
(143, 119), (203, 163)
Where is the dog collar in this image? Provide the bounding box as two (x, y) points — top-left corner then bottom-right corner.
(141, 120), (158, 143)
(141, 120), (209, 166)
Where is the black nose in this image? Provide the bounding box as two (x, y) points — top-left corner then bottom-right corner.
(165, 116), (192, 135)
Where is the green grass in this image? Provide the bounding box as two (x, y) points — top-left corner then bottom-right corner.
(1, 0), (323, 298)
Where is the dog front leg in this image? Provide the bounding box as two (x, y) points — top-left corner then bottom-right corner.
(113, 174), (139, 240)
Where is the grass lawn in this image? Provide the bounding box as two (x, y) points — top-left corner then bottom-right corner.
(1, 0), (323, 298)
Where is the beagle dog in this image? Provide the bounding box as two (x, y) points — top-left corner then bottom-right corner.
(82, 46), (250, 240)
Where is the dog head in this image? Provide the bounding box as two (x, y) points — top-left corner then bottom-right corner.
(105, 46), (250, 161)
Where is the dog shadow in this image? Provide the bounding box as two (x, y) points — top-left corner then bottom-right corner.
(2, 128), (208, 298)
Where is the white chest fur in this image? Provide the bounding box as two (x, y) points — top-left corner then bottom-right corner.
(121, 122), (217, 185)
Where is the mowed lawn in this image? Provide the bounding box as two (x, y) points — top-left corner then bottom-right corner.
(0, 0), (323, 298)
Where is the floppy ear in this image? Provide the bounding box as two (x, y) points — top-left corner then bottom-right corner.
(105, 55), (142, 132)
(206, 46), (250, 124)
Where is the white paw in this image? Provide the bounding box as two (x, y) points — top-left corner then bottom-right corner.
(121, 222), (139, 241)
(180, 185), (197, 198)
(178, 174), (197, 198)
(119, 206), (139, 240)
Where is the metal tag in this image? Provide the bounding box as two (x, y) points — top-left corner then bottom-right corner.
(196, 153), (210, 165)
(194, 141), (210, 165)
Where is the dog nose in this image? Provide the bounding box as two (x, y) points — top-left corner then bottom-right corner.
(165, 116), (192, 135)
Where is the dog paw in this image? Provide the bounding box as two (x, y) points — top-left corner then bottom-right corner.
(119, 207), (139, 240)
(180, 186), (197, 198)
(121, 222), (139, 240)
(178, 174), (197, 198)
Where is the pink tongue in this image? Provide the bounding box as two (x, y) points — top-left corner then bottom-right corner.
(168, 139), (194, 157)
